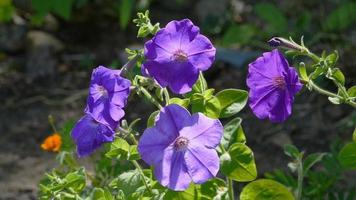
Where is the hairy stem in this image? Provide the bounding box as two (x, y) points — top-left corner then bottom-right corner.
(228, 178), (235, 200)
(138, 86), (163, 109)
(131, 160), (153, 195)
(296, 156), (303, 200)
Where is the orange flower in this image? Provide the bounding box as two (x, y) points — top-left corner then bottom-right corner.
(41, 133), (62, 152)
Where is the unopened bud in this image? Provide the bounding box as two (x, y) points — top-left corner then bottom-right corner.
(268, 37), (303, 51)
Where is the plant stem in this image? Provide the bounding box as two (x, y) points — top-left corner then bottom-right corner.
(138, 86), (162, 109)
(296, 156), (303, 200)
(227, 178), (235, 200)
(131, 160), (153, 195)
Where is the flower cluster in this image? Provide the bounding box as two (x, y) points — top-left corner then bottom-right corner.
(71, 66), (131, 157)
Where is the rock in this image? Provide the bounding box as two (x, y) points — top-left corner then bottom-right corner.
(26, 31), (64, 52)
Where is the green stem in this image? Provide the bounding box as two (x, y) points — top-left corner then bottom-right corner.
(296, 156), (303, 200)
(227, 178), (235, 200)
(139, 86), (163, 109)
(131, 160), (153, 195)
(162, 88), (170, 106)
(219, 144), (234, 200)
(128, 133), (138, 145)
(308, 81), (340, 98)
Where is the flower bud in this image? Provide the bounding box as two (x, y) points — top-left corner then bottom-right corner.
(268, 37), (303, 51)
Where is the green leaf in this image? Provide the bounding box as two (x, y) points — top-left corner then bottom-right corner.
(222, 24), (256, 46)
(191, 94), (221, 119)
(106, 138), (140, 160)
(169, 98), (190, 108)
(324, 2), (356, 31)
(51, 0), (73, 20)
(347, 86), (356, 97)
(284, 144), (300, 159)
(216, 89), (248, 118)
(353, 128), (356, 142)
(60, 119), (75, 152)
(220, 117), (246, 151)
(119, 0), (134, 29)
(220, 143), (257, 182)
(147, 110), (159, 127)
(90, 188), (114, 200)
(63, 168), (86, 193)
(163, 183), (201, 200)
(0, 0), (14, 22)
(109, 170), (144, 197)
(254, 3), (288, 34)
(330, 68), (345, 85)
(303, 153), (326, 173)
(32, 0), (52, 16)
(201, 178), (228, 200)
(240, 179), (295, 200)
(192, 72), (208, 94)
(338, 142), (356, 170)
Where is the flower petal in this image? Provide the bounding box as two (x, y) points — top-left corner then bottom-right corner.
(180, 113), (223, 148)
(155, 104), (192, 135)
(71, 114), (114, 157)
(185, 144), (219, 184)
(138, 127), (175, 166)
(185, 35), (215, 71)
(154, 147), (191, 191)
(164, 19), (200, 48)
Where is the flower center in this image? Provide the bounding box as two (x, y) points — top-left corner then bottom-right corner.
(272, 76), (286, 89)
(172, 49), (188, 62)
(97, 85), (108, 97)
(174, 136), (189, 151)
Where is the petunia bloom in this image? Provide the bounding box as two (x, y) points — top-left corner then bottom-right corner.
(138, 104), (223, 191)
(41, 133), (62, 152)
(85, 66), (131, 129)
(246, 49), (303, 123)
(71, 114), (115, 157)
(142, 19), (216, 94)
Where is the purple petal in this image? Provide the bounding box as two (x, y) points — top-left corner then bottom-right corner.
(155, 104), (191, 135)
(180, 113), (223, 148)
(185, 144), (219, 184)
(164, 19), (200, 48)
(154, 147), (191, 191)
(143, 60), (198, 94)
(138, 127), (175, 166)
(71, 114), (114, 157)
(268, 91), (291, 122)
(185, 35), (216, 71)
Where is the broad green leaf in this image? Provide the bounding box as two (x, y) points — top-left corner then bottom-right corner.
(201, 178), (228, 200)
(109, 170), (143, 197)
(254, 3), (288, 34)
(338, 142), (356, 170)
(147, 110), (159, 127)
(240, 179), (295, 200)
(220, 143), (257, 182)
(191, 94), (221, 119)
(90, 188), (114, 200)
(222, 24), (256, 46)
(216, 89), (248, 118)
(284, 144), (300, 159)
(106, 138), (139, 160)
(51, 0), (73, 20)
(119, 0), (134, 29)
(164, 183), (201, 200)
(303, 153), (326, 173)
(324, 2), (356, 31)
(169, 98), (190, 108)
(347, 86), (356, 97)
(220, 117), (246, 151)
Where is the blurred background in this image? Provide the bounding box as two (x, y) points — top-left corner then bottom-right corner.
(0, 0), (355, 199)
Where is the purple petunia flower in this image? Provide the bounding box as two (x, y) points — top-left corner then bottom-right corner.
(142, 19), (216, 94)
(247, 49), (303, 123)
(71, 114), (115, 157)
(85, 66), (131, 129)
(138, 104), (223, 191)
